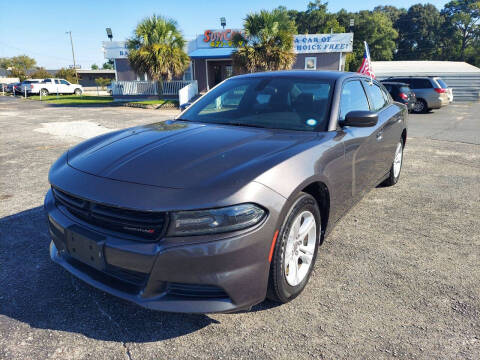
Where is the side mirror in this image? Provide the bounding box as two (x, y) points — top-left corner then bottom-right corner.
(179, 102), (191, 111)
(341, 110), (378, 127)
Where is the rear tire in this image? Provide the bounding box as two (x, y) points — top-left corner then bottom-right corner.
(74, 89), (82, 96)
(267, 192), (321, 303)
(382, 138), (404, 186)
(40, 89), (49, 97)
(413, 99), (427, 113)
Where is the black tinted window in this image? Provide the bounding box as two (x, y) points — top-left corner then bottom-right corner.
(339, 80), (370, 120)
(182, 77), (333, 131)
(410, 79), (433, 89)
(364, 82), (387, 111)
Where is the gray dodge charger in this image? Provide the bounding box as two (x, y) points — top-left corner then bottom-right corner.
(45, 71), (407, 313)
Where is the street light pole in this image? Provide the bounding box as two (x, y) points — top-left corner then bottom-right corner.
(66, 31), (78, 83)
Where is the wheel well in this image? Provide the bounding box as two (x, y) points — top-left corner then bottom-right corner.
(302, 182), (330, 243)
(401, 128), (407, 146)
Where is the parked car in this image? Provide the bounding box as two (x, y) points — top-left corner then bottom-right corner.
(6, 82), (20, 93)
(381, 81), (416, 112)
(29, 78), (83, 96)
(434, 77), (453, 102)
(18, 79), (43, 94)
(384, 76), (449, 113)
(45, 71), (407, 313)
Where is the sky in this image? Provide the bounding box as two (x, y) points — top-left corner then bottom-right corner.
(0, 0), (449, 69)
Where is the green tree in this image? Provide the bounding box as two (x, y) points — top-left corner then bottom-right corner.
(55, 68), (78, 83)
(373, 5), (407, 24)
(29, 67), (51, 79)
(347, 11), (398, 70)
(0, 55), (36, 81)
(442, 0), (480, 60)
(91, 64), (99, 70)
(95, 77), (112, 90)
(127, 15), (190, 81)
(291, 1), (345, 34)
(102, 60), (114, 70)
(395, 4), (445, 60)
(232, 8), (297, 73)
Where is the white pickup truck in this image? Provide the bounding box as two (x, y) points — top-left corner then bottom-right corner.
(28, 78), (83, 96)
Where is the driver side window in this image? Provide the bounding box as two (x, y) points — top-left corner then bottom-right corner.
(339, 80), (370, 120)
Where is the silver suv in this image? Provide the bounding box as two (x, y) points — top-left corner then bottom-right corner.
(385, 77), (450, 113)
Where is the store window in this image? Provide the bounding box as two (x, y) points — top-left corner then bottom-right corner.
(183, 63), (193, 81)
(225, 65), (233, 78)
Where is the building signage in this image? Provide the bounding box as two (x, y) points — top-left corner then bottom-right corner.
(103, 41), (129, 59)
(294, 33), (353, 54)
(195, 29), (244, 49)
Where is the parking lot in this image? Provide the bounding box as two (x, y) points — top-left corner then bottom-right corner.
(0, 97), (479, 359)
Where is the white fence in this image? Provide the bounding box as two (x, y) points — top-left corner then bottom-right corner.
(111, 80), (196, 97)
(111, 81), (159, 96)
(178, 80), (198, 105)
(161, 80), (195, 96)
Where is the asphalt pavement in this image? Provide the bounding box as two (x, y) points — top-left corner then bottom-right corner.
(0, 97), (479, 359)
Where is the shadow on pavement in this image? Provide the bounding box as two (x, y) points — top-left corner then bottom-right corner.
(0, 207), (219, 342)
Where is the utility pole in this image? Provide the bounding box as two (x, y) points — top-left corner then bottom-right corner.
(66, 31), (78, 83)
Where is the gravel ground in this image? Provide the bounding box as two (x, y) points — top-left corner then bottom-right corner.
(0, 97), (479, 359)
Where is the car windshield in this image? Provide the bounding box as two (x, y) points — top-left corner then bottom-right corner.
(180, 77), (333, 131)
(435, 78), (448, 88)
(400, 86), (411, 93)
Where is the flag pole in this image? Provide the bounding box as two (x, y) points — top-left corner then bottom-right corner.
(364, 41), (373, 85)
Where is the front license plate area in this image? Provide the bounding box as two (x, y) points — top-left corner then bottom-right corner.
(66, 226), (105, 271)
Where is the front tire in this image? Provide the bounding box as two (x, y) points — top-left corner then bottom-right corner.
(382, 138), (404, 186)
(267, 192), (321, 303)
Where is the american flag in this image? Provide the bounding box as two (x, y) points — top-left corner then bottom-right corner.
(357, 41), (375, 79)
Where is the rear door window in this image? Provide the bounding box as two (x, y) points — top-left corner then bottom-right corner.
(339, 80), (370, 120)
(364, 82), (388, 111)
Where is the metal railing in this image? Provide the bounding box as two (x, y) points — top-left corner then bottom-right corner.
(111, 80), (195, 97)
(111, 81), (159, 96)
(161, 80), (195, 95)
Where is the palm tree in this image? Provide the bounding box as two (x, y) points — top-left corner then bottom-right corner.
(127, 15), (190, 81)
(232, 8), (297, 73)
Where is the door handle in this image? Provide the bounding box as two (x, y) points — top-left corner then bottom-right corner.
(376, 131), (383, 141)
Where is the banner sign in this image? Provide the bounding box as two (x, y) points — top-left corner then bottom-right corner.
(294, 33), (353, 54)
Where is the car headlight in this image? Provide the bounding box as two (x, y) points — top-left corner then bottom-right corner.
(168, 203), (266, 236)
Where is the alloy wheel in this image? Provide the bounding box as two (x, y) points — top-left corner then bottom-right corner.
(413, 100), (425, 113)
(393, 142), (403, 178)
(284, 211), (316, 286)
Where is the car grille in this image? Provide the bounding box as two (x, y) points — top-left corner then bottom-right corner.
(168, 283), (229, 298)
(52, 187), (167, 241)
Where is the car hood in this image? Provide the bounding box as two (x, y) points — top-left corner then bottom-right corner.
(67, 121), (319, 190)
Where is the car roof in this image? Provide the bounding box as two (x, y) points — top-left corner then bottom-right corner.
(387, 76), (433, 80)
(381, 81), (410, 86)
(232, 70), (368, 81)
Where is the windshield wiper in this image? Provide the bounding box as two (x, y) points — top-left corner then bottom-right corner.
(226, 122), (266, 129)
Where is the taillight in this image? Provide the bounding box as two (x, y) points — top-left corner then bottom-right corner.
(434, 88), (446, 93)
(30, 84), (33, 89)
(399, 92), (408, 100)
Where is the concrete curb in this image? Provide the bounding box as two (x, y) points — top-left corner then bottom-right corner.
(123, 102), (179, 110)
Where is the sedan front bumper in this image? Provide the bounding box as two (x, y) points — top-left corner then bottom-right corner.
(45, 185), (284, 313)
